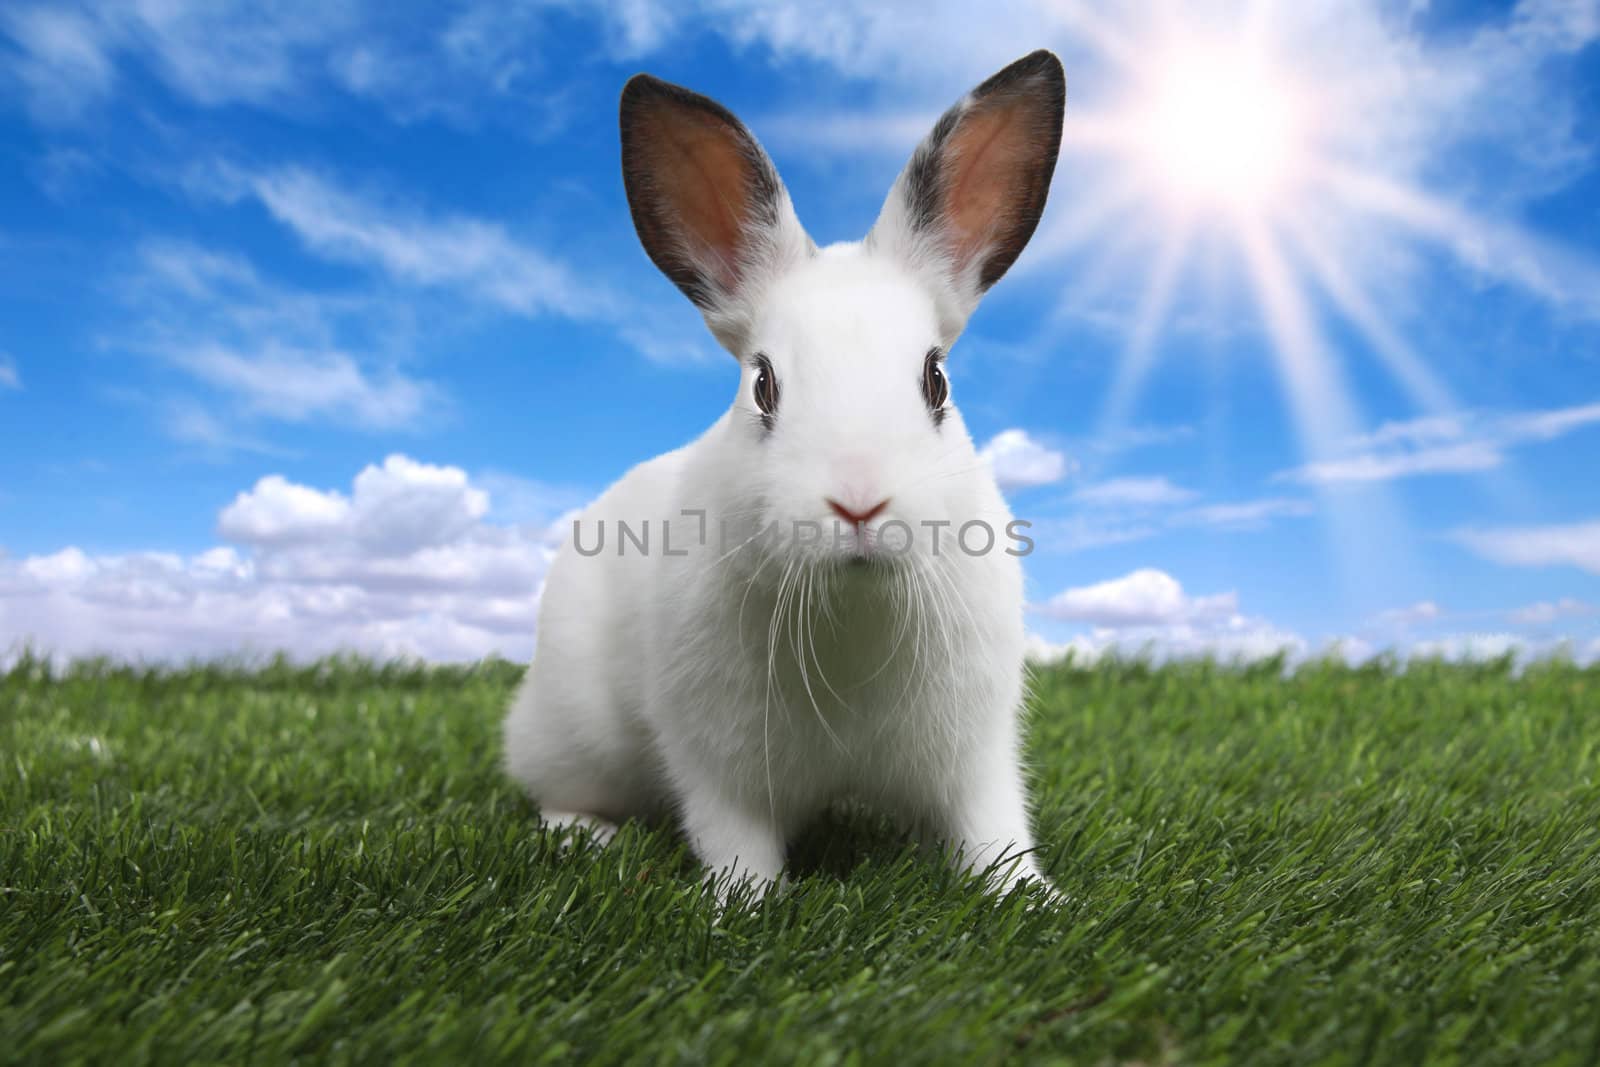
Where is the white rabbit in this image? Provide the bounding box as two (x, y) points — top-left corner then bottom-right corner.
(504, 51), (1066, 899)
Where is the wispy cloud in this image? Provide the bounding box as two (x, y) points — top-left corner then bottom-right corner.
(163, 401), (294, 459)
(1030, 516), (1161, 555)
(1, 2), (353, 120)
(1088, 423), (1197, 453)
(0, 1), (589, 135)
(1034, 474), (1313, 553)
(1278, 400), (1600, 485)
(1372, 600), (1444, 630)
(0, 353), (20, 391)
(114, 240), (440, 443)
(0, 6), (115, 121)
(167, 342), (430, 429)
(1073, 476), (1198, 508)
(184, 162), (722, 364)
(1171, 497), (1315, 529)
(1282, 442), (1504, 485)
(1454, 518), (1600, 576)
(1508, 597), (1593, 626)
(194, 164), (611, 320)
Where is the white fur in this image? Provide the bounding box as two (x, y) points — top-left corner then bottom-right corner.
(505, 75), (1055, 900)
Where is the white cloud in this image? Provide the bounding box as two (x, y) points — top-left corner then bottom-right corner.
(978, 429), (1073, 491)
(220, 455), (490, 555)
(1278, 400), (1600, 485)
(1073, 477), (1198, 509)
(0, 353), (19, 390)
(1454, 518), (1600, 576)
(1024, 615), (1307, 666)
(1024, 566), (1598, 668)
(1508, 597), (1593, 625)
(217, 475), (353, 547)
(1, 455), (561, 664)
(1025, 568), (1318, 664)
(1025, 615), (1596, 670)
(1373, 600), (1443, 629)
(1394, 630), (1594, 665)
(1032, 568), (1236, 628)
(1409, 632), (1530, 662)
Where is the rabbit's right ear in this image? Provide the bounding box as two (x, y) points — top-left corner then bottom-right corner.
(621, 75), (813, 355)
(866, 51), (1065, 345)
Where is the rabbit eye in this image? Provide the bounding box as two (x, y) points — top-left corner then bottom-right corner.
(752, 354), (780, 423)
(922, 348), (948, 422)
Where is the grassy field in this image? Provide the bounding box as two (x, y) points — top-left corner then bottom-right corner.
(1, 654), (1596, 1065)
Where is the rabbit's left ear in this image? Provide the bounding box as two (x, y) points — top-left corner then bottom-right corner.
(866, 51), (1065, 342)
(621, 74), (814, 356)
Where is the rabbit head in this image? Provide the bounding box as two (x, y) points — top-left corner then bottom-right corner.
(620, 52), (1065, 563)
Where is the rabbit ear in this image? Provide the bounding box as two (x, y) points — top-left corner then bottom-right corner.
(621, 74), (813, 354)
(866, 51), (1065, 341)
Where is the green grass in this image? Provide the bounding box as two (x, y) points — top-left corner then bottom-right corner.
(2, 654), (1597, 1065)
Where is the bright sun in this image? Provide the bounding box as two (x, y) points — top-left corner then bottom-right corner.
(1043, 4), (1600, 597)
(1129, 46), (1307, 215)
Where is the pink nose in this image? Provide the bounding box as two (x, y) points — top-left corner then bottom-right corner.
(827, 497), (890, 526)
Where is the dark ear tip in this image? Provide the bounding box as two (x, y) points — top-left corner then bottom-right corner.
(621, 73), (669, 108)
(980, 49), (1066, 105)
(1031, 49), (1064, 70)
(1017, 49), (1064, 76)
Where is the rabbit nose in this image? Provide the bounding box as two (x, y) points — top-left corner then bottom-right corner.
(827, 497), (890, 526)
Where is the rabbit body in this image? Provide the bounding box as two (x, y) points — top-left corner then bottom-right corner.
(505, 51), (1066, 895)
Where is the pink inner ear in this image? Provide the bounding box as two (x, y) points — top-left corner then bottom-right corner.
(941, 99), (1035, 273)
(639, 106), (753, 293)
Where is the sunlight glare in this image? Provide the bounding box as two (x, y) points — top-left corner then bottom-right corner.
(1131, 47), (1306, 215)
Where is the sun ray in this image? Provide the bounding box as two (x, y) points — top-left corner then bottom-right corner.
(1047, 1), (1148, 76)
(1030, 0), (1583, 614)
(1235, 214), (1429, 609)
(1022, 178), (1170, 348)
(1021, 161), (1149, 266)
(1101, 219), (1193, 432)
(1279, 213), (1458, 415)
(1316, 165), (1600, 316)
(1030, 219), (1170, 360)
(1235, 215), (1360, 453)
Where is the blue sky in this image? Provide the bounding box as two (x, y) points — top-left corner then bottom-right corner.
(1, 0), (1597, 663)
